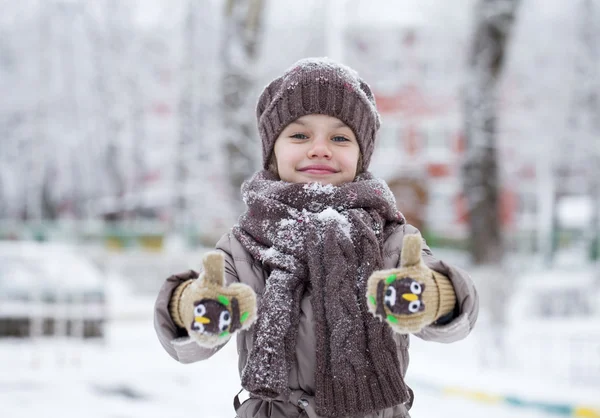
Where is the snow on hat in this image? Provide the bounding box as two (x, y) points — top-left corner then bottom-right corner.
(256, 57), (381, 172)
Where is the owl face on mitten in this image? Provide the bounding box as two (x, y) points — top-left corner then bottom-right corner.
(367, 269), (437, 334)
(178, 252), (257, 347)
(380, 277), (426, 315)
(191, 297), (246, 337)
(366, 233), (456, 334)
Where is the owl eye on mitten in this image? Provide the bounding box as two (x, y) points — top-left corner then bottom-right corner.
(170, 251), (257, 348)
(366, 233), (457, 334)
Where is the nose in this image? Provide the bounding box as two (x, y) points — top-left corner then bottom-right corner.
(308, 136), (332, 159)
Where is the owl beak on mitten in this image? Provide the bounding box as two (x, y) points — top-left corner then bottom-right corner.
(367, 233), (457, 334)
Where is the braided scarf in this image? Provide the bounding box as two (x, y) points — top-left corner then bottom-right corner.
(232, 170), (411, 417)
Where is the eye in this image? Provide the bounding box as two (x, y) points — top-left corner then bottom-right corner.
(384, 286), (396, 307)
(219, 310), (232, 331)
(291, 133), (308, 140)
(194, 304), (206, 317)
(332, 135), (349, 142)
(408, 300), (421, 313)
(410, 281), (422, 295)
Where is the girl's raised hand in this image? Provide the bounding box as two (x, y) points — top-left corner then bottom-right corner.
(366, 234), (457, 334)
(171, 252), (257, 347)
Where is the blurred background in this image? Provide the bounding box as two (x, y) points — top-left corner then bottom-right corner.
(1, 0), (599, 417)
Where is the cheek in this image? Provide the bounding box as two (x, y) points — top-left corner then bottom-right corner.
(277, 143), (307, 164)
(341, 149), (360, 171)
(273, 143), (287, 167)
(275, 148), (295, 169)
(273, 144), (302, 180)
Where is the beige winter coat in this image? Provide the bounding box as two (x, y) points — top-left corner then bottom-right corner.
(154, 224), (479, 418)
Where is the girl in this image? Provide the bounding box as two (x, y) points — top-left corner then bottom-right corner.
(154, 58), (479, 418)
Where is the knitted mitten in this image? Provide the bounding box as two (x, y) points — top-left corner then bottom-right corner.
(366, 233), (456, 334)
(170, 251), (257, 347)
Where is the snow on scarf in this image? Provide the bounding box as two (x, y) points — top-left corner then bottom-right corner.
(232, 170), (411, 417)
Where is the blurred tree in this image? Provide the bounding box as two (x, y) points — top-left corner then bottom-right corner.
(462, 0), (521, 367)
(28, 1), (52, 221)
(176, 0), (214, 228)
(462, 0), (521, 265)
(126, 23), (146, 220)
(560, 0), (600, 263)
(175, 0), (198, 227)
(100, 0), (141, 220)
(221, 0), (265, 211)
(91, 0), (128, 220)
(542, 0), (600, 265)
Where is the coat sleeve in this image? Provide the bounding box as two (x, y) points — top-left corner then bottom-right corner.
(153, 234), (240, 363)
(400, 224), (479, 343)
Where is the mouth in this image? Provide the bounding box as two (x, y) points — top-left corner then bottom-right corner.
(298, 165), (339, 175)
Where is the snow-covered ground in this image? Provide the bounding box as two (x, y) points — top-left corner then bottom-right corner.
(2, 245), (599, 418)
(2, 294), (599, 418)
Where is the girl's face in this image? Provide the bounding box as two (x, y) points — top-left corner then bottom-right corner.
(273, 114), (360, 186)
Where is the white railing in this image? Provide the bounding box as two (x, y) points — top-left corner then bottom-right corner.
(505, 318), (600, 387)
(0, 292), (106, 368)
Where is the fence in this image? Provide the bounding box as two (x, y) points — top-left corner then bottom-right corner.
(0, 293), (105, 339)
(505, 319), (600, 387)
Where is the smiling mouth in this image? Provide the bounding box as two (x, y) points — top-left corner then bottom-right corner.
(298, 166), (338, 175)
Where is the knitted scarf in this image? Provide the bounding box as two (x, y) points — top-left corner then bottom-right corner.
(232, 170), (411, 417)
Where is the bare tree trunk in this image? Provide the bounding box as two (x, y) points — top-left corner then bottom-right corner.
(564, 0), (600, 263)
(462, 0), (521, 368)
(103, 0), (131, 219)
(221, 0), (265, 212)
(581, 0), (600, 264)
(462, 0), (521, 266)
(83, 1), (125, 220)
(31, 1), (52, 221)
(59, 2), (84, 219)
(174, 0), (200, 229)
(125, 30), (145, 220)
(81, 4), (107, 219)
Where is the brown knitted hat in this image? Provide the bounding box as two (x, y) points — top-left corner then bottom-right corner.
(257, 57), (381, 172)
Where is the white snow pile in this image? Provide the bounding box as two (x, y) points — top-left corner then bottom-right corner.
(316, 207), (352, 239)
(302, 182), (336, 195)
